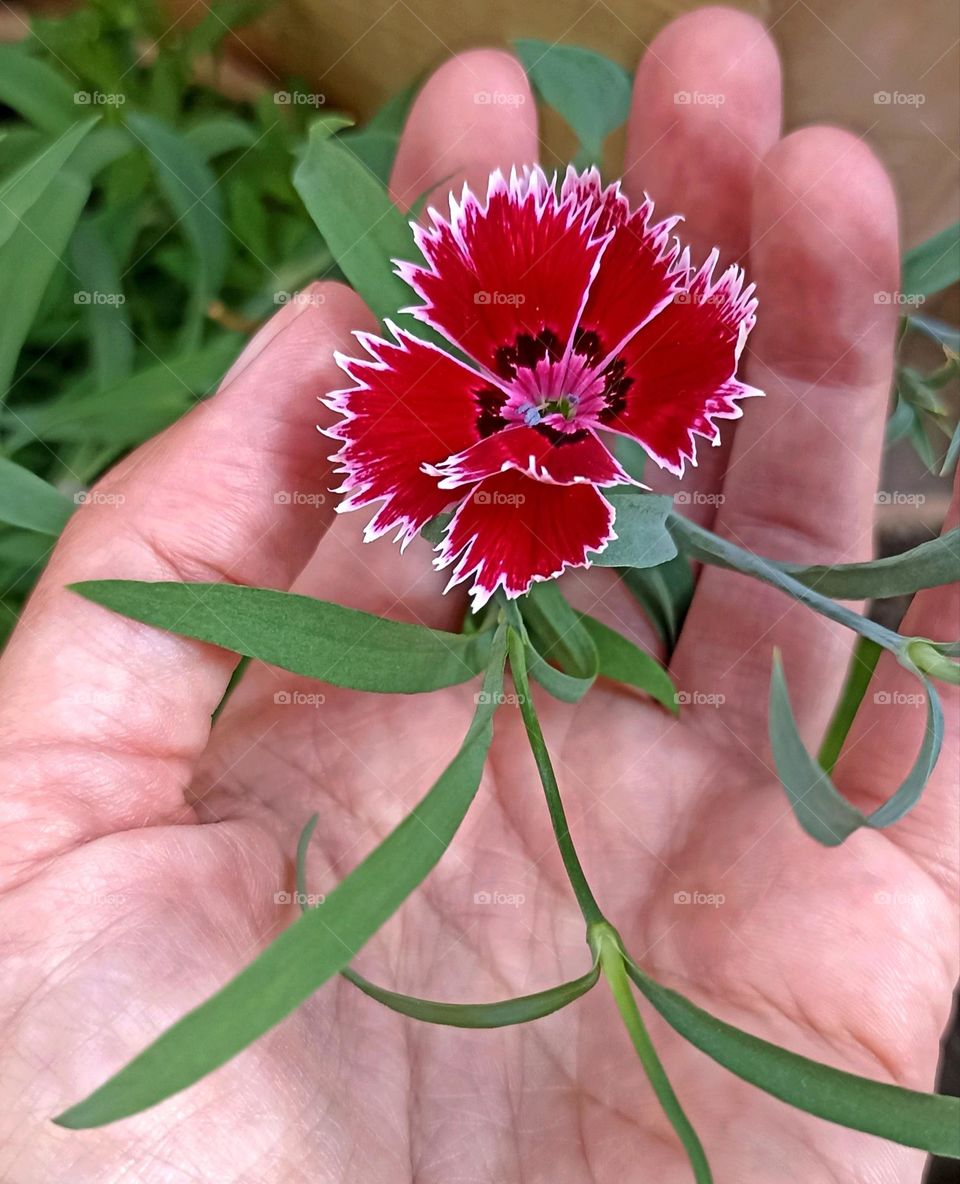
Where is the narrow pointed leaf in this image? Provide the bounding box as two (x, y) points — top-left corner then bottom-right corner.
(70, 580), (494, 693)
(626, 959), (960, 1158)
(769, 652), (942, 845)
(0, 457), (73, 535)
(620, 551), (694, 648)
(901, 221), (960, 299)
(54, 627), (508, 1129)
(579, 613), (677, 712)
(0, 116), (98, 250)
(817, 636), (882, 773)
(591, 491), (677, 569)
(341, 964), (600, 1028)
(781, 529), (960, 599)
(514, 41), (631, 164)
(520, 581), (598, 703)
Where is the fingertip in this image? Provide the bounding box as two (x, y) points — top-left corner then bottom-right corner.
(751, 126), (900, 385)
(628, 5), (781, 260)
(390, 49), (537, 212)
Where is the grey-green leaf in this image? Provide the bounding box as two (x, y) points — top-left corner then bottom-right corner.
(620, 551), (694, 648)
(69, 580), (494, 693)
(579, 613), (677, 712)
(769, 652), (942, 845)
(901, 221), (960, 299)
(591, 490), (677, 569)
(0, 457), (74, 535)
(54, 626), (508, 1129)
(781, 529), (960, 600)
(519, 581), (598, 703)
(514, 40), (631, 164)
(342, 964), (600, 1028)
(627, 959), (960, 1158)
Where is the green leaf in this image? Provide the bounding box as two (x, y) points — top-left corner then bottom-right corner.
(70, 217), (134, 388)
(125, 112), (228, 346)
(54, 625), (509, 1129)
(769, 652), (942, 845)
(0, 457), (73, 535)
(0, 168), (90, 401)
(69, 581), (495, 694)
(183, 117), (257, 160)
(0, 44), (78, 133)
(0, 117), (98, 251)
(519, 581), (598, 703)
(620, 551), (694, 648)
(941, 418), (960, 477)
(342, 964), (599, 1028)
(337, 83), (418, 184)
(909, 313), (960, 354)
(513, 40), (631, 164)
(578, 613), (677, 712)
(590, 490), (677, 569)
(293, 121), (425, 336)
(817, 636), (882, 773)
(626, 958), (960, 1158)
(902, 221), (960, 299)
(781, 529), (960, 600)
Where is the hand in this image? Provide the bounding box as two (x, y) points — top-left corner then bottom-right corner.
(0, 9), (955, 1182)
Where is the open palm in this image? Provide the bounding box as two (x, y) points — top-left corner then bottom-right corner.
(0, 9), (956, 1183)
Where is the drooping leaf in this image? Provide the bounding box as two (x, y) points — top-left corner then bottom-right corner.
(0, 117), (98, 251)
(579, 613), (677, 712)
(69, 580), (495, 694)
(0, 458), (73, 536)
(183, 117), (257, 160)
(769, 652), (942, 845)
(901, 221), (960, 299)
(54, 626), (508, 1129)
(779, 529), (960, 600)
(70, 217), (134, 388)
(590, 491), (677, 569)
(519, 581), (598, 703)
(626, 959), (960, 1158)
(620, 551), (695, 648)
(0, 44), (78, 132)
(514, 40), (631, 165)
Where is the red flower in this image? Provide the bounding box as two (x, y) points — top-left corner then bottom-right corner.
(327, 166), (760, 609)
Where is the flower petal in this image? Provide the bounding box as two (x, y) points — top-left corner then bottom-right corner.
(436, 473), (616, 609)
(326, 324), (485, 545)
(429, 425), (630, 488)
(601, 251), (762, 475)
(398, 166), (608, 375)
(561, 166), (688, 361)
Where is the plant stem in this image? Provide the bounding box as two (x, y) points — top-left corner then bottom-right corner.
(818, 636), (882, 772)
(592, 922), (713, 1184)
(506, 625), (605, 926)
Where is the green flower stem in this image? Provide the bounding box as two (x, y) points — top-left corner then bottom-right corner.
(817, 636), (882, 773)
(591, 922), (713, 1184)
(506, 623), (605, 926)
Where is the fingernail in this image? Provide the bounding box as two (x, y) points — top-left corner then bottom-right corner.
(219, 281), (327, 390)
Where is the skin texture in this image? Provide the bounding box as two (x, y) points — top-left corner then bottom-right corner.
(0, 8), (957, 1182)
